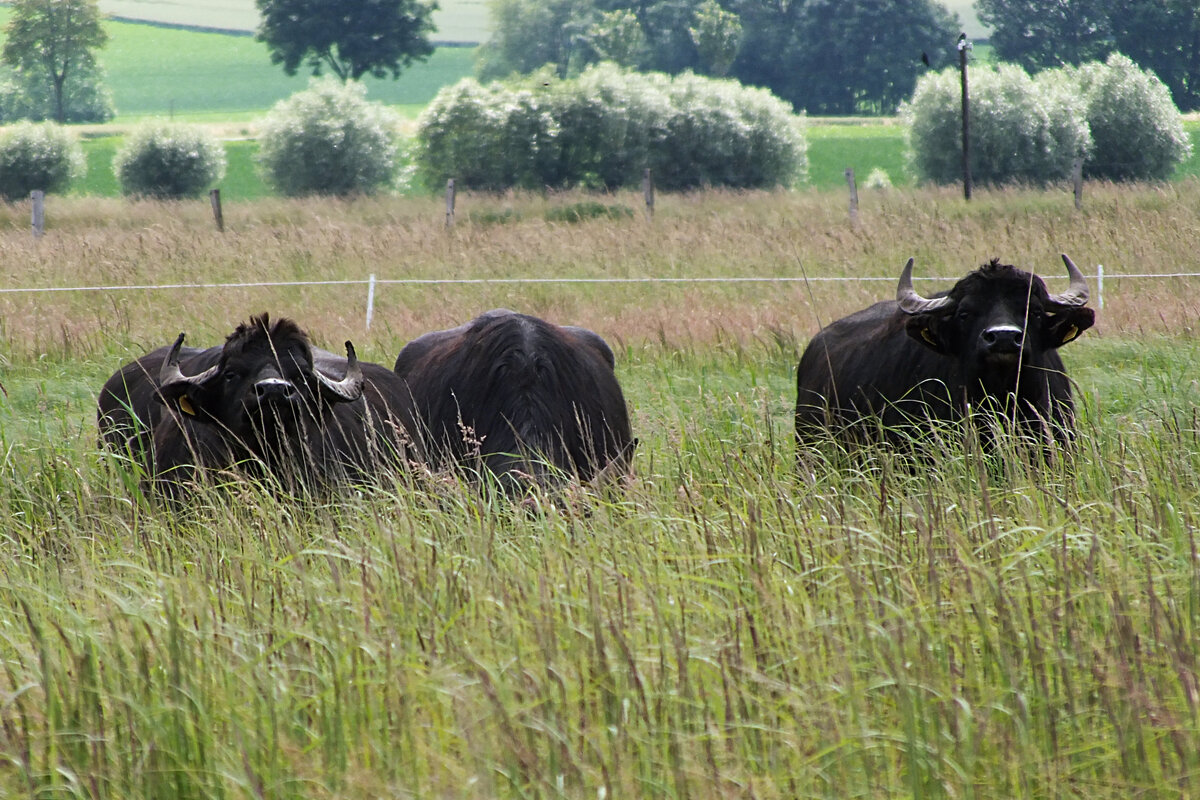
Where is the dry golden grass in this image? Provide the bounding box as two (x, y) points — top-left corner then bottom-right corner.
(1, 181), (1198, 363)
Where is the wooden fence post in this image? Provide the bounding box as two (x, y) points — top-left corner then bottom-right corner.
(1072, 157), (1083, 210)
(844, 167), (859, 224)
(642, 168), (654, 219)
(210, 188), (224, 232)
(445, 178), (456, 228)
(30, 190), (44, 238)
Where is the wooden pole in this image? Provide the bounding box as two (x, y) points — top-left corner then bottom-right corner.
(209, 188), (224, 232)
(30, 190), (44, 238)
(445, 178), (456, 228)
(642, 168), (654, 219)
(844, 167), (859, 224)
(958, 33), (972, 201)
(1072, 157), (1083, 210)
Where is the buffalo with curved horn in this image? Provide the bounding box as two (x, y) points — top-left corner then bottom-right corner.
(99, 313), (417, 494)
(795, 255), (1096, 453)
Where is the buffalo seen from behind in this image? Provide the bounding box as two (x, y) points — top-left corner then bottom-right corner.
(795, 255), (1095, 455)
(393, 308), (635, 494)
(98, 313), (417, 495)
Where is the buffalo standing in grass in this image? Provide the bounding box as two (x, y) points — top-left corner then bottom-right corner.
(795, 255), (1095, 452)
(98, 313), (416, 494)
(393, 309), (634, 493)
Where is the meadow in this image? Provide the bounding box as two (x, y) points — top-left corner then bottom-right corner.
(1, 183), (1200, 797)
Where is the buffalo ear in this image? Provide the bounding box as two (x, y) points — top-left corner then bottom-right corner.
(155, 383), (211, 420)
(1047, 306), (1095, 348)
(905, 314), (953, 354)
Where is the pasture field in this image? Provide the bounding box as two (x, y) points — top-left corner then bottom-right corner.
(1, 185), (1200, 797)
(97, 0), (491, 44)
(0, 9), (479, 122)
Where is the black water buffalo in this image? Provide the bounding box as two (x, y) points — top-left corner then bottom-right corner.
(98, 313), (416, 493)
(795, 255), (1095, 451)
(393, 309), (634, 492)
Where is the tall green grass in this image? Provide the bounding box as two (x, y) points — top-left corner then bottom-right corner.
(2, 333), (1200, 798)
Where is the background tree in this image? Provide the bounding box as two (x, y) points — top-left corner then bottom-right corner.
(689, 0), (741, 77)
(976, 0), (1112, 73)
(1108, 0), (1200, 112)
(476, 0), (597, 79)
(734, 0), (959, 114)
(1, 0), (108, 124)
(255, 0), (437, 82)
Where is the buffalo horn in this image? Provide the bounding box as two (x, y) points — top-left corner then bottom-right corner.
(896, 257), (953, 314)
(158, 332), (219, 389)
(313, 341), (364, 402)
(1046, 253), (1090, 308)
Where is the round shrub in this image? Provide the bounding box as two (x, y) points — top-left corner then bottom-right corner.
(1067, 53), (1191, 181)
(113, 123), (226, 199)
(258, 78), (403, 197)
(0, 121), (84, 201)
(414, 64), (805, 192)
(901, 63), (1090, 186)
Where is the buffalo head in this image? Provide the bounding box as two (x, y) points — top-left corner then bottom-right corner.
(156, 314), (363, 448)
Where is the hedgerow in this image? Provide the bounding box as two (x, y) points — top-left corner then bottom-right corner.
(414, 63), (806, 191)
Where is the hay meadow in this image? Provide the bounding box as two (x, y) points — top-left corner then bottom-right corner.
(2, 183), (1200, 797)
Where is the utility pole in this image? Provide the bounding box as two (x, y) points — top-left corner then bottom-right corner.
(958, 32), (972, 201)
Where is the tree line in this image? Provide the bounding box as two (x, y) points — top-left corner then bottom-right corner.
(481, 0), (1200, 114)
(1, 0), (1196, 124)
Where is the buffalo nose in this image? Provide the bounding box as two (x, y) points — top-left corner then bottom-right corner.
(981, 325), (1023, 353)
(254, 377), (297, 401)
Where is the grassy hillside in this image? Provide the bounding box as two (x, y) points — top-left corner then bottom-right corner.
(97, 0), (491, 44)
(0, 8), (478, 122)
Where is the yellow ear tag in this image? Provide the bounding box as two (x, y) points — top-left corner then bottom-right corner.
(1061, 325), (1078, 344)
(921, 328), (938, 346)
(178, 396), (196, 416)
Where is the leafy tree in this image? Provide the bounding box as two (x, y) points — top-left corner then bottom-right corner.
(588, 10), (646, 68)
(689, 0), (741, 77)
(255, 0), (437, 82)
(1108, 0), (1200, 112)
(1, 0), (108, 124)
(976, 0), (1112, 72)
(476, 0), (590, 79)
(735, 0), (960, 114)
(0, 59), (114, 122)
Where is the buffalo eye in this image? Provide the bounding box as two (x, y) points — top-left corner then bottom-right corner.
(223, 370), (242, 384)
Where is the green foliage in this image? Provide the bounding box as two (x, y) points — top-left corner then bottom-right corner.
(0, 61), (114, 123)
(475, 0), (596, 81)
(901, 63), (1091, 186)
(1067, 52), (1192, 182)
(415, 64), (805, 191)
(734, 0), (960, 114)
(689, 0), (741, 78)
(0, 120), (84, 201)
(1, 0), (108, 123)
(258, 78), (403, 196)
(976, 0), (1112, 74)
(587, 9), (645, 68)
(977, 0), (1200, 112)
(113, 123), (226, 199)
(255, 0), (436, 82)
